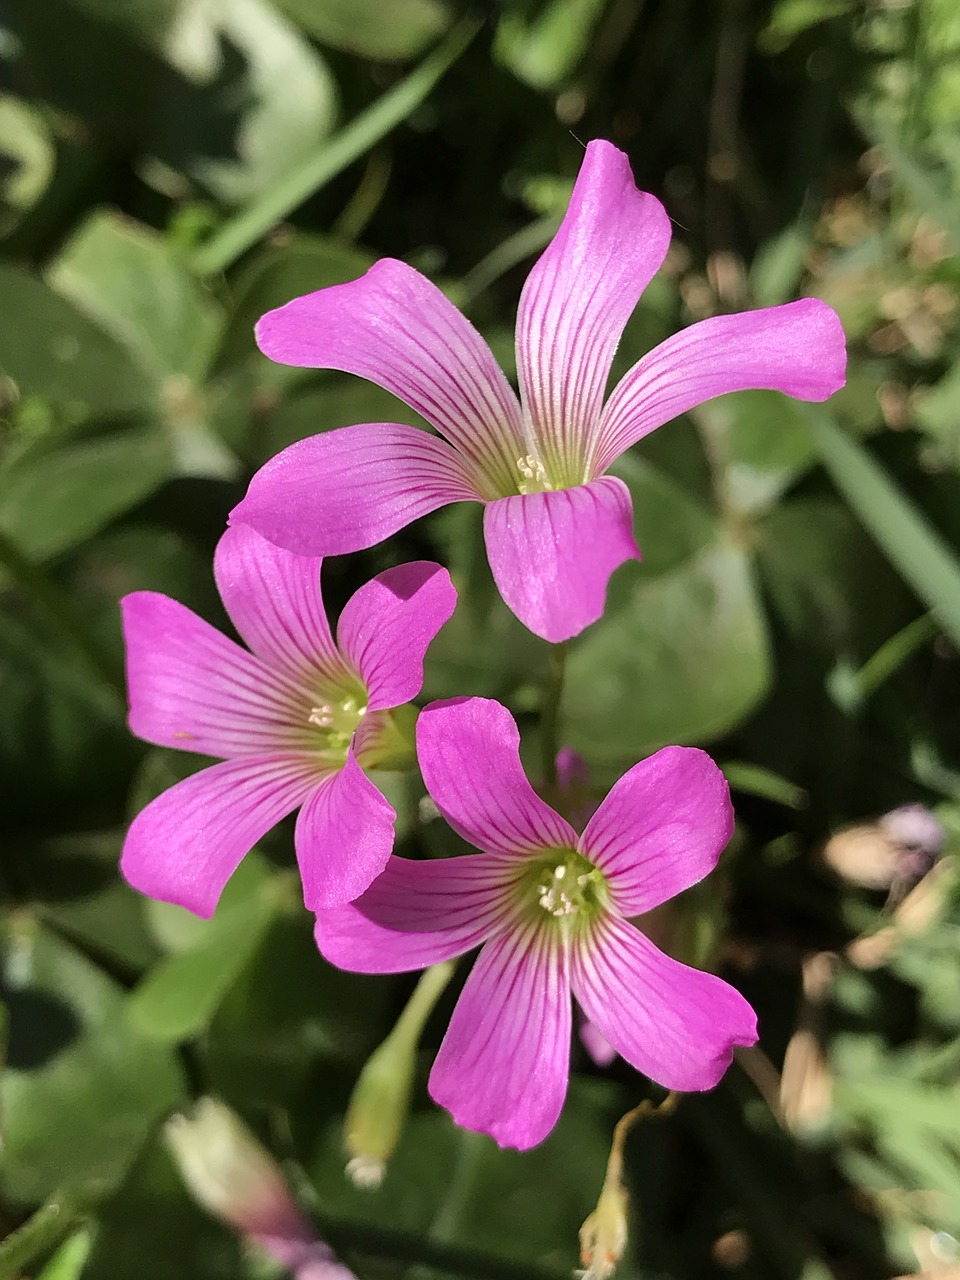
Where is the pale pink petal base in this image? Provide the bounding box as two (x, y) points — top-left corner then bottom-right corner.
(337, 562), (457, 710)
(483, 476), (640, 642)
(314, 853), (507, 972)
(417, 698), (578, 856)
(580, 746), (734, 916)
(294, 752), (396, 909)
(570, 916), (757, 1092)
(429, 926), (572, 1150)
(231, 424), (481, 558)
(122, 758), (315, 917)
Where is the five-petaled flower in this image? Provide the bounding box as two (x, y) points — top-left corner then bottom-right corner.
(313, 697), (758, 1150)
(232, 139), (846, 643)
(120, 524), (456, 916)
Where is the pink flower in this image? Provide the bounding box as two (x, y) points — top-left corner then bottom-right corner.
(232, 139), (845, 642)
(120, 524), (456, 916)
(313, 697), (758, 1150)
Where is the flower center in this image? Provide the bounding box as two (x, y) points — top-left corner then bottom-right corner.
(516, 454), (554, 496)
(303, 684), (367, 765)
(514, 848), (609, 931)
(307, 694), (365, 739)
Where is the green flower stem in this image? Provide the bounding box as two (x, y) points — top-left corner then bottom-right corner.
(0, 1193), (81, 1280)
(318, 1216), (568, 1280)
(540, 641), (567, 791)
(191, 19), (480, 278)
(854, 612), (939, 703)
(453, 212), (562, 309)
(0, 528), (124, 709)
(344, 961), (455, 1183)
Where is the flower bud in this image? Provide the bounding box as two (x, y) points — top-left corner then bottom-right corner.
(166, 1097), (306, 1240)
(579, 1182), (628, 1280)
(166, 1098), (357, 1280)
(578, 1096), (676, 1280)
(344, 961), (454, 1188)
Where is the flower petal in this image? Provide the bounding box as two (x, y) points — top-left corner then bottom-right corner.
(429, 925), (571, 1150)
(417, 698), (578, 856)
(593, 299), (847, 472)
(121, 757), (315, 917)
(213, 524), (342, 679)
(570, 916), (757, 1092)
(313, 853), (507, 973)
(515, 140), (671, 479)
(483, 477), (639, 643)
(122, 592), (301, 758)
(337, 562), (457, 711)
(294, 751), (396, 909)
(579, 746), (734, 916)
(255, 258), (525, 493)
(579, 1017), (617, 1068)
(230, 423), (481, 558)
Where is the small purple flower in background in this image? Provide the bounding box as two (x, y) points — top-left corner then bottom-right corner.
(121, 524), (456, 916)
(314, 697), (757, 1150)
(232, 139), (846, 643)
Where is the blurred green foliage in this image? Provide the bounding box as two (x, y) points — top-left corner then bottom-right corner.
(1, 0), (959, 1277)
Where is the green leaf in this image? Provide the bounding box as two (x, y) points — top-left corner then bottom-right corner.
(48, 210), (220, 382)
(191, 19), (478, 276)
(274, 0), (451, 61)
(253, 378), (431, 466)
(47, 211), (238, 479)
(695, 391), (820, 517)
(34, 1228), (94, 1280)
(0, 95), (55, 236)
(613, 453), (715, 575)
(204, 912), (393, 1104)
(562, 537), (771, 775)
(806, 408), (960, 649)
(756, 496), (910, 653)
(0, 919), (184, 1206)
(311, 1077), (620, 1270)
(758, 0), (853, 54)
(81, 1137), (243, 1280)
(128, 857), (282, 1042)
(0, 428), (173, 563)
(0, 267), (154, 422)
(213, 234), (373, 373)
(494, 0), (612, 90)
(158, 0), (338, 207)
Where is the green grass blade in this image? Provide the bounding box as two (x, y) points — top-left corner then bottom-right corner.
(806, 410), (960, 648)
(192, 18), (479, 277)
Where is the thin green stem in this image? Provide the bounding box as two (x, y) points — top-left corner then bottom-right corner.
(333, 147), (393, 242)
(0, 1194), (81, 1280)
(856, 612), (939, 702)
(540, 642), (567, 790)
(391, 960), (456, 1046)
(454, 212), (562, 309)
(191, 19), (480, 277)
(319, 1216), (567, 1280)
